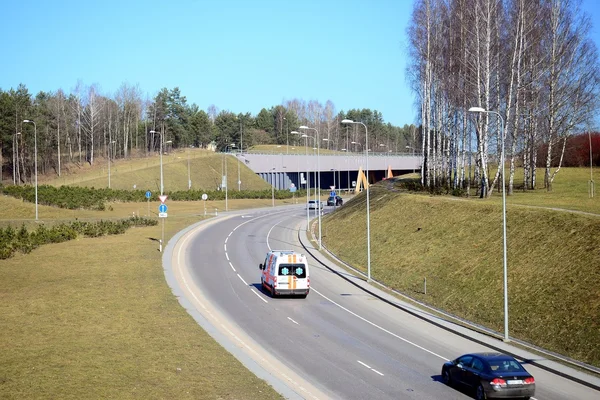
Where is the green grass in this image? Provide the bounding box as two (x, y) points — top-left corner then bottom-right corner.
(42, 148), (271, 192)
(0, 196), (293, 399)
(322, 167), (600, 367)
(2, 149), (599, 398)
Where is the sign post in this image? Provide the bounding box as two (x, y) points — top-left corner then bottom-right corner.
(145, 190), (152, 216)
(202, 193), (208, 216)
(158, 196), (168, 252)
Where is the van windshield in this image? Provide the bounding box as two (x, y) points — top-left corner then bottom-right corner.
(278, 264), (307, 278)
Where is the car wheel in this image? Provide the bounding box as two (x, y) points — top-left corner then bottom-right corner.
(271, 285), (277, 298)
(442, 369), (452, 386)
(476, 384), (487, 400)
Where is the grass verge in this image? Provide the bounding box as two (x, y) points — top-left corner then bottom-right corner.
(322, 183), (600, 367)
(0, 198), (284, 400)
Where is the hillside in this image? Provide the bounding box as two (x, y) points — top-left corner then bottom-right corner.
(41, 148), (271, 192)
(321, 172), (600, 367)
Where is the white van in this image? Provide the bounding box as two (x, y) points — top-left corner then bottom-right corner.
(259, 250), (310, 298)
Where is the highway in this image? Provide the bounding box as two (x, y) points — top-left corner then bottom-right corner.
(166, 205), (600, 400)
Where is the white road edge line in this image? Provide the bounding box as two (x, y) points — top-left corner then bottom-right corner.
(266, 219), (286, 251)
(287, 317), (299, 325)
(313, 287), (448, 361)
(237, 273), (248, 286)
(357, 360), (371, 369)
(224, 243), (227, 252)
(225, 252), (229, 261)
(372, 369), (384, 376)
(229, 261), (236, 272)
(251, 289), (268, 303)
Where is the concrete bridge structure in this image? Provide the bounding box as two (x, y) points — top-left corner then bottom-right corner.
(233, 151), (421, 191)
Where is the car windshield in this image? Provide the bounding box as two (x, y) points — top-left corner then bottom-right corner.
(278, 264), (307, 278)
(489, 359), (524, 372)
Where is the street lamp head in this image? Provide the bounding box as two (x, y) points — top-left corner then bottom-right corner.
(291, 131), (299, 135)
(341, 148), (347, 151)
(468, 107), (486, 113)
(341, 119), (354, 124)
(165, 140), (173, 144)
(299, 125), (309, 129)
(23, 119), (33, 123)
(322, 138), (329, 141)
(301, 134), (309, 138)
(149, 130), (158, 134)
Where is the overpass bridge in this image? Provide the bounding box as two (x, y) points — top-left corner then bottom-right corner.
(233, 152), (421, 191)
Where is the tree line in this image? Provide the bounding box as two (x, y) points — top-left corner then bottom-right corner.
(0, 83), (417, 186)
(408, 0), (600, 194)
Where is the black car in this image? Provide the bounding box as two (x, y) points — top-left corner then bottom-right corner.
(441, 353), (535, 400)
(327, 195), (343, 206)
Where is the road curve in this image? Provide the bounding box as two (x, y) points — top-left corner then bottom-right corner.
(165, 205), (600, 400)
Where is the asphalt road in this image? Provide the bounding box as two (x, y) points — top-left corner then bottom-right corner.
(167, 205), (599, 400)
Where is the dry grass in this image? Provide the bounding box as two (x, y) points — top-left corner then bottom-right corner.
(0, 197), (285, 400)
(41, 148), (270, 192)
(322, 169), (600, 367)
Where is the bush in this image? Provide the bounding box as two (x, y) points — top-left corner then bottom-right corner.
(0, 217), (158, 260)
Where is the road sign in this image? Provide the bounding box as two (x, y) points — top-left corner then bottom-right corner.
(159, 204), (168, 213)
(145, 190), (152, 199)
(159, 195), (168, 203)
(158, 212), (168, 218)
(290, 187), (297, 193)
(201, 193), (208, 201)
(330, 191), (336, 197)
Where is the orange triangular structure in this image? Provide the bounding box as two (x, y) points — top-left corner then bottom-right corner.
(355, 167), (369, 192)
(387, 165), (393, 179)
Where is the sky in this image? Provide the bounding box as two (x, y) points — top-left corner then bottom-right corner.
(1, 0), (600, 128)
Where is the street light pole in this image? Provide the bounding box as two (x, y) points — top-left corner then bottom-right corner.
(13, 132), (21, 185)
(23, 120), (38, 220)
(150, 130), (170, 196)
(108, 140), (116, 188)
(300, 126), (321, 249)
(284, 117), (289, 154)
(343, 120), (371, 282)
(271, 167), (276, 207)
(297, 132), (314, 232)
(468, 106), (509, 342)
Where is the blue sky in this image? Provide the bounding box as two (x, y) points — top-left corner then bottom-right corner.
(1, 0), (599, 128)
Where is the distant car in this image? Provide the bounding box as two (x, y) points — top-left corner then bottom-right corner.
(441, 353), (535, 400)
(327, 195), (343, 206)
(307, 200), (323, 210)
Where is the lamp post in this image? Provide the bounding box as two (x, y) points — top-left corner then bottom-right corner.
(343, 120), (371, 282)
(406, 145), (416, 174)
(468, 106), (509, 342)
(284, 117), (289, 154)
(188, 147), (192, 190)
(150, 130), (170, 196)
(299, 126), (321, 249)
(13, 132), (21, 185)
(108, 140), (116, 188)
(271, 167), (276, 207)
(299, 132), (315, 232)
(23, 120), (38, 220)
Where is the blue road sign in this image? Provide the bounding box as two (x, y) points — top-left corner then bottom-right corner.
(290, 187), (297, 193)
(330, 191), (336, 197)
(159, 204), (167, 213)
(145, 190), (152, 199)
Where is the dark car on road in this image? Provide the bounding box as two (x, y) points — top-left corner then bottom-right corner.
(327, 195), (343, 206)
(441, 353), (535, 400)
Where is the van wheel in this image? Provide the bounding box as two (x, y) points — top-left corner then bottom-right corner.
(271, 285), (277, 298)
